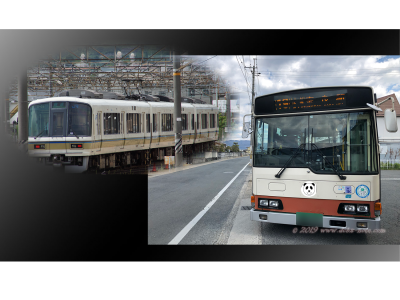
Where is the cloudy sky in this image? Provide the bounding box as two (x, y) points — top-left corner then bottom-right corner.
(204, 55), (400, 140)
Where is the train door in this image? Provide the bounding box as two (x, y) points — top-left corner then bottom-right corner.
(141, 111), (146, 148)
(95, 111), (102, 152)
(157, 112), (161, 145)
(120, 111), (125, 150)
(191, 113), (195, 144)
(196, 113), (199, 143)
(207, 112), (210, 139)
(154, 112), (160, 145)
(49, 103), (67, 153)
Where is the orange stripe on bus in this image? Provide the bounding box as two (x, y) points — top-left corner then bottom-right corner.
(254, 195), (379, 218)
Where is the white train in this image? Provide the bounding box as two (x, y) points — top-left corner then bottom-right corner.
(27, 90), (219, 172)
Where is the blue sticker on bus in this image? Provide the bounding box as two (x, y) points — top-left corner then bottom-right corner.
(355, 185), (370, 198)
(345, 195), (351, 198)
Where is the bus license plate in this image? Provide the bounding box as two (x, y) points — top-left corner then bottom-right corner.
(296, 212), (323, 227)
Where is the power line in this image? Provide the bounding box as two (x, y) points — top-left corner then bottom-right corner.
(258, 73), (400, 79)
(235, 56), (252, 104)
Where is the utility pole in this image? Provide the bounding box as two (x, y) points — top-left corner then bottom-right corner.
(226, 86), (231, 128)
(245, 57), (260, 164)
(245, 57), (259, 113)
(173, 51), (183, 167)
(251, 60), (255, 113)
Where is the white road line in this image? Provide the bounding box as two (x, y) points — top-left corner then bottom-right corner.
(168, 162), (250, 245)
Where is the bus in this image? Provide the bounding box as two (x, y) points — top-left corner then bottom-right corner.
(243, 86), (397, 230)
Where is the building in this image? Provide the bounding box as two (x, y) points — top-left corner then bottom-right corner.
(376, 93), (400, 162)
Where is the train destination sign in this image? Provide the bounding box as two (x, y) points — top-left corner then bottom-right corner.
(254, 87), (374, 115)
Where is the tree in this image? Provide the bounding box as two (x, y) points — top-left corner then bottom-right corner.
(231, 142), (240, 152)
(218, 113), (227, 140)
(225, 146), (231, 152)
(218, 143), (226, 153)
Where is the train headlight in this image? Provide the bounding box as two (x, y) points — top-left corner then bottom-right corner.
(357, 205), (369, 213)
(344, 205), (356, 212)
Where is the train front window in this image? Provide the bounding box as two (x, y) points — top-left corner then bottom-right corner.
(51, 111), (65, 136)
(67, 103), (91, 136)
(28, 103), (50, 137)
(254, 111), (378, 174)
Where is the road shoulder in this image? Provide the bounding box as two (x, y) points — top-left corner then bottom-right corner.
(226, 169), (261, 245)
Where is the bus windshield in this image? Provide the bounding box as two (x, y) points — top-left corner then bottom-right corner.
(254, 111), (378, 174)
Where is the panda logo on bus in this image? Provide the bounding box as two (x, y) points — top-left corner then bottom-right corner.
(301, 182), (316, 197)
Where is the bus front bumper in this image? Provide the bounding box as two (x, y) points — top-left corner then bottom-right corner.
(250, 209), (381, 231)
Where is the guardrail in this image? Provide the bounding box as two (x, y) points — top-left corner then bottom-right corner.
(189, 152), (245, 164)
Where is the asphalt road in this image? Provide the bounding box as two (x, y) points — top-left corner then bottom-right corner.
(148, 160), (400, 245)
(148, 157), (251, 245)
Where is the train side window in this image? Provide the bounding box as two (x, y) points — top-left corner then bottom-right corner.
(162, 113), (173, 132)
(201, 113), (208, 129)
(210, 114), (215, 128)
(127, 113), (141, 133)
(191, 114), (194, 130)
(113, 114), (120, 134)
(136, 113), (141, 133)
(146, 114), (150, 133)
(153, 113), (157, 132)
(127, 113), (132, 133)
(197, 114), (199, 130)
(182, 114), (187, 131)
(104, 113), (120, 135)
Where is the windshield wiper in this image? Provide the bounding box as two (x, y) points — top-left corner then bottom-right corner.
(70, 131), (79, 139)
(310, 143), (346, 180)
(275, 143), (306, 178)
(34, 130), (45, 139)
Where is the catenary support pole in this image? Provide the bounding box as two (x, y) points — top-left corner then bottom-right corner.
(173, 51), (183, 167)
(18, 70), (28, 145)
(3, 89), (9, 134)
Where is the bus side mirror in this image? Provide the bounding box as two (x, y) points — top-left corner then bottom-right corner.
(384, 109), (398, 132)
(242, 122), (252, 138)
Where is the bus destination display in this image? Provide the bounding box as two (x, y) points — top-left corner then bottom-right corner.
(274, 92), (346, 112)
(254, 87), (374, 115)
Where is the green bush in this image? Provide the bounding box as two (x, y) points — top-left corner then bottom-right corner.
(380, 162), (400, 170)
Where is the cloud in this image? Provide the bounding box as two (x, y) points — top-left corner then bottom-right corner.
(204, 55), (400, 139)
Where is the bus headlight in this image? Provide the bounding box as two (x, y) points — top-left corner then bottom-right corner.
(357, 205), (369, 213)
(344, 205), (356, 212)
(338, 203), (370, 216)
(258, 198), (283, 209)
(269, 200), (279, 207)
